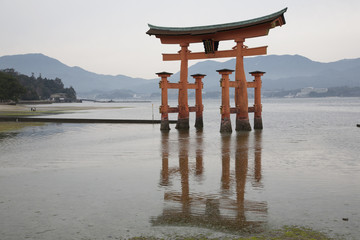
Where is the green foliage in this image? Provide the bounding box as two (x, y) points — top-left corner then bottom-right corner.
(0, 122), (44, 133)
(63, 86), (76, 100)
(258, 226), (333, 240)
(0, 68), (77, 101)
(0, 71), (26, 102)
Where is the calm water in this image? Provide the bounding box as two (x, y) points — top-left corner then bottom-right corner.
(0, 98), (359, 239)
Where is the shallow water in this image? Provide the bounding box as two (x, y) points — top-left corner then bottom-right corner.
(0, 98), (359, 239)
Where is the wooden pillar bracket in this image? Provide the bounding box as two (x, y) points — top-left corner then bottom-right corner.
(246, 81), (256, 88)
(254, 104), (262, 112)
(159, 80), (168, 88)
(229, 81), (237, 88)
(220, 106), (231, 114)
(195, 104), (204, 112)
(229, 106), (256, 114)
(159, 105), (169, 113)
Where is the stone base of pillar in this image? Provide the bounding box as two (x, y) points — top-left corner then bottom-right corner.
(160, 120), (170, 131)
(236, 118), (252, 131)
(220, 118), (232, 133)
(195, 117), (203, 129)
(176, 118), (190, 129)
(254, 117), (263, 130)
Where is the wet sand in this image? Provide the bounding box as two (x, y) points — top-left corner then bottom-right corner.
(0, 104), (28, 112)
(0, 103), (125, 114)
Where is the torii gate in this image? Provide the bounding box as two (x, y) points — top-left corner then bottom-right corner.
(147, 8), (287, 131)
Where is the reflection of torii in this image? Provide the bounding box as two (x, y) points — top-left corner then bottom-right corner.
(160, 131), (203, 187)
(153, 131), (267, 232)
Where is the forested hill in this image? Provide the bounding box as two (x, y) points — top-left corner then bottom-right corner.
(0, 69), (76, 101)
(0, 53), (151, 93)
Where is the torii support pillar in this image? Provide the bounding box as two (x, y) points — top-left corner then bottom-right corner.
(249, 71), (265, 129)
(217, 69), (234, 133)
(235, 40), (252, 132)
(176, 43), (190, 130)
(191, 74), (205, 129)
(157, 71), (173, 131)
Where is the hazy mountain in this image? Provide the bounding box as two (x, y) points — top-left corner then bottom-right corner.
(0, 53), (158, 93)
(1, 53), (359, 95)
(178, 55), (360, 91)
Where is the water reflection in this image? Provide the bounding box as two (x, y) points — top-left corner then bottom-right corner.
(152, 131), (267, 233)
(253, 131), (263, 188)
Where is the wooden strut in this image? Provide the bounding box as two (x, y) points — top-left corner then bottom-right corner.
(162, 46), (267, 61)
(217, 69), (265, 132)
(158, 69), (265, 132)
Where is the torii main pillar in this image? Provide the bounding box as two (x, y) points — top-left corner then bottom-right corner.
(176, 43), (190, 129)
(234, 39), (251, 131)
(147, 8), (287, 130)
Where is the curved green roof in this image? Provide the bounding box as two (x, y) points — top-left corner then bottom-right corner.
(147, 8), (287, 36)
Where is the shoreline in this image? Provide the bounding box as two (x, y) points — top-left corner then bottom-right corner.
(0, 103), (127, 114)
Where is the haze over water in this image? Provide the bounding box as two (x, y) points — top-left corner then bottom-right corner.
(0, 98), (359, 239)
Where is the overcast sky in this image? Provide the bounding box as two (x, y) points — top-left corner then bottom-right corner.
(1, 0), (360, 79)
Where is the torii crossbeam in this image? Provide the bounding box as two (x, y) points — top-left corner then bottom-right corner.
(147, 8), (287, 131)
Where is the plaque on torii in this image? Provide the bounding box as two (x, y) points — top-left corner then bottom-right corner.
(147, 8), (287, 131)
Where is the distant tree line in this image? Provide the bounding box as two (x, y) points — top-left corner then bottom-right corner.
(0, 69), (76, 102)
(308, 86), (360, 97)
(0, 70), (26, 102)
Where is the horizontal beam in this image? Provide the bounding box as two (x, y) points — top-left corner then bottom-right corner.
(161, 83), (199, 89)
(227, 81), (259, 88)
(229, 81), (237, 88)
(187, 83), (197, 89)
(246, 82), (256, 88)
(244, 46), (268, 56)
(163, 46), (267, 61)
(168, 107), (179, 113)
(230, 106), (255, 114)
(167, 83), (180, 89)
(188, 106), (196, 112)
(163, 49), (235, 61)
(162, 106), (198, 113)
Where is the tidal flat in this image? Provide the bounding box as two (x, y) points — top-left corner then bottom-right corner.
(0, 98), (359, 239)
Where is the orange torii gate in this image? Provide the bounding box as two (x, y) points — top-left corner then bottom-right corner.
(147, 8), (287, 131)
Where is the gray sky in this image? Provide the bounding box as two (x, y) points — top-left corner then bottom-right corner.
(1, 0), (360, 79)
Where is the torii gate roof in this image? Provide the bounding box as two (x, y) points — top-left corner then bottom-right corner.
(146, 8), (287, 38)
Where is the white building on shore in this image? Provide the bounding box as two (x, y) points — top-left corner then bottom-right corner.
(295, 87), (328, 97)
